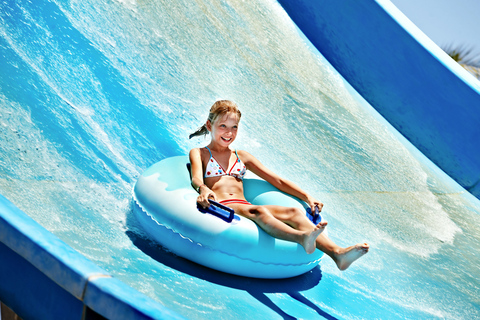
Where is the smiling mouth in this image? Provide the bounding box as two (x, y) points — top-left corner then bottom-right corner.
(221, 137), (232, 142)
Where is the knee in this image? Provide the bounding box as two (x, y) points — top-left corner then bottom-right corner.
(286, 207), (304, 220)
(288, 207), (311, 228)
(250, 206), (272, 221)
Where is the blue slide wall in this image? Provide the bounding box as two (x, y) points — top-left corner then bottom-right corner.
(278, 0), (480, 198)
(0, 194), (185, 319)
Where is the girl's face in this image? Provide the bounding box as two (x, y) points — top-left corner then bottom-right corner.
(207, 112), (239, 147)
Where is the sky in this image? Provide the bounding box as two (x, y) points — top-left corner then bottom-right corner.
(390, 0), (480, 53)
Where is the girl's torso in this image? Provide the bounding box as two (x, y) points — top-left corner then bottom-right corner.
(201, 147), (247, 201)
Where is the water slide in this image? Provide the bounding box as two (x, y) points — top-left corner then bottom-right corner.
(1, 0), (479, 319)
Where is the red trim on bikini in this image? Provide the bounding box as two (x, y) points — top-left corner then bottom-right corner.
(219, 199), (252, 205)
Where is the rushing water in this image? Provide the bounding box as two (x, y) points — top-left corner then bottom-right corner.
(1, 0), (479, 319)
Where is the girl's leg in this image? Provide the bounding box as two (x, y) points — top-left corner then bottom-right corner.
(231, 204), (326, 254)
(313, 233), (369, 270)
(263, 205), (369, 270)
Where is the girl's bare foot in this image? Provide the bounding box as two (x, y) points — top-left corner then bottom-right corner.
(334, 243), (369, 270)
(301, 222), (328, 254)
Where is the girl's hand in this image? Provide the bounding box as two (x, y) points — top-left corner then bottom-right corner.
(197, 185), (217, 208)
(307, 196), (324, 214)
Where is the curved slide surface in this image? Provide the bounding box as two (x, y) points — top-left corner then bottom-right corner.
(1, 0), (479, 319)
(278, 0), (480, 198)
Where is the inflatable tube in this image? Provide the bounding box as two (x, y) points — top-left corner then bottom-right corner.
(132, 156), (323, 279)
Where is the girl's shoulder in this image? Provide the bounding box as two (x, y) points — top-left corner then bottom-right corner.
(189, 146), (208, 153)
(189, 147), (201, 156)
(189, 147), (211, 162)
(189, 147), (207, 158)
(235, 149), (248, 156)
(236, 149), (256, 162)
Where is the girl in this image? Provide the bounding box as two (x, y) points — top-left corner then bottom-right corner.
(189, 100), (369, 270)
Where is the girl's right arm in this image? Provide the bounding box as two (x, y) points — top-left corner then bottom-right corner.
(189, 148), (216, 207)
(239, 150), (323, 213)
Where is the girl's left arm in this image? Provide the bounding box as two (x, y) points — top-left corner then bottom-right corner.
(238, 150), (323, 212)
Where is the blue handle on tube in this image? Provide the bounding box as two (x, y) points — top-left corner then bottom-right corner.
(197, 200), (235, 223)
(306, 206), (321, 224)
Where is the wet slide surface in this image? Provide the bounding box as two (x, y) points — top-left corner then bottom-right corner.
(1, 0), (480, 319)
(278, 0), (480, 197)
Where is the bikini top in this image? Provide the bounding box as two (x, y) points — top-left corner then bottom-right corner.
(204, 146), (247, 180)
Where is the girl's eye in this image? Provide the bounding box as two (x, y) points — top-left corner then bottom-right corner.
(220, 124), (226, 128)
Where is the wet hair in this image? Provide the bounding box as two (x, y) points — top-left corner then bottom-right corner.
(189, 100), (242, 139)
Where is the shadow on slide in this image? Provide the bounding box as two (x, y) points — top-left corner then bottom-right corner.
(126, 204), (338, 320)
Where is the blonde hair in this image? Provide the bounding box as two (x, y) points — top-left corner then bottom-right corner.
(189, 100), (242, 139)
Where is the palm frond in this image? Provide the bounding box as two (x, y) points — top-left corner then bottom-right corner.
(442, 44), (480, 79)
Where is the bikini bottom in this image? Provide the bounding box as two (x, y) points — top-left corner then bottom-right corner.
(219, 199), (252, 206)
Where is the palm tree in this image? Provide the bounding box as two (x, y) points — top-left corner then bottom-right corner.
(442, 45), (480, 80)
